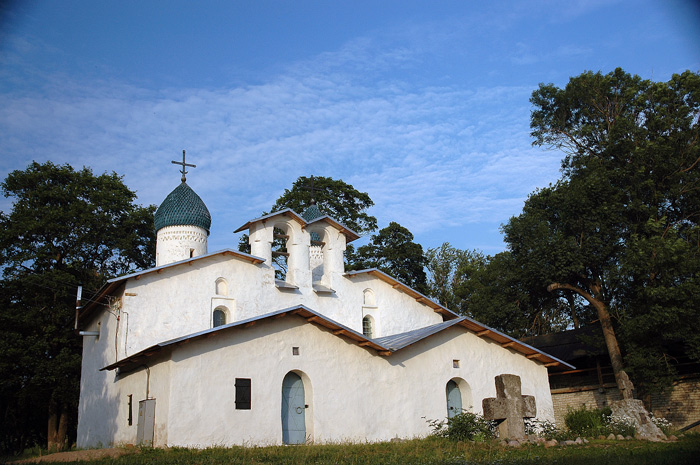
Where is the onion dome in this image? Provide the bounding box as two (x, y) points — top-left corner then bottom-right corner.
(154, 182), (211, 234)
(302, 200), (323, 242)
(301, 201), (322, 222)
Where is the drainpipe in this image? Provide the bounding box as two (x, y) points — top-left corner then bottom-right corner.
(74, 285), (83, 331)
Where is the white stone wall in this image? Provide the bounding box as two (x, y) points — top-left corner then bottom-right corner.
(79, 212), (554, 448)
(162, 316), (553, 446)
(77, 304), (172, 448)
(156, 225), (208, 266)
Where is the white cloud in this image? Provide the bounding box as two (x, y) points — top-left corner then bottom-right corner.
(0, 18), (565, 254)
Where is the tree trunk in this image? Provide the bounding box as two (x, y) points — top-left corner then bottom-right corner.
(47, 397), (58, 452)
(548, 282), (634, 400)
(47, 396), (69, 452)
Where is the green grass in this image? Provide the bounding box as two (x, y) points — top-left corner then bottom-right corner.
(6, 435), (700, 465)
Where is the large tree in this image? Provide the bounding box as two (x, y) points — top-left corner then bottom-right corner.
(425, 244), (583, 337)
(504, 69), (700, 397)
(0, 161), (155, 453)
(351, 222), (428, 293)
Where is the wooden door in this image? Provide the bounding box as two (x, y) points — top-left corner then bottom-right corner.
(282, 372), (306, 444)
(446, 380), (461, 418)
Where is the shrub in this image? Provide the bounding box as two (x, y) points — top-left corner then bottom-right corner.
(525, 418), (565, 440)
(565, 406), (610, 437)
(564, 406), (638, 438)
(428, 412), (496, 442)
(650, 414), (673, 436)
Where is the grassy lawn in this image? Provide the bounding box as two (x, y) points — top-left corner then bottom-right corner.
(9, 434), (700, 464)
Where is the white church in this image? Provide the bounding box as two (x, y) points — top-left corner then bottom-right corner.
(76, 159), (570, 448)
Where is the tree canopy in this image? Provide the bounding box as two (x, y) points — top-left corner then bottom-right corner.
(504, 68), (700, 396)
(0, 161), (156, 453)
(270, 176), (377, 235)
(351, 222), (428, 293)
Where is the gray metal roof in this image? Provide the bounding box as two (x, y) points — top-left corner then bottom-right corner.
(101, 303), (574, 372)
(374, 319), (466, 351)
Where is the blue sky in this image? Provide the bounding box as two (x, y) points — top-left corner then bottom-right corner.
(1, 0), (698, 255)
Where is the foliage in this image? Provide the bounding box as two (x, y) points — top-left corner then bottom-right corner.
(650, 414), (673, 436)
(504, 68), (700, 395)
(427, 411), (496, 442)
(350, 222), (428, 293)
(269, 176), (377, 236)
(564, 406), (636, 438)
(0, 162), (156, 453)
(524, 418), (563, 440)
(425, 243), (483, 311)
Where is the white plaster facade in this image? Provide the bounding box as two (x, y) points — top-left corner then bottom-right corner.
(76, 205), (568, 448)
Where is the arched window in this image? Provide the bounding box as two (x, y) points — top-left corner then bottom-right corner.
(272, 226), (289, 281)
(362, 315), (374, 339)
(213, 308), (227, 327)
(215, 278), (228, 296)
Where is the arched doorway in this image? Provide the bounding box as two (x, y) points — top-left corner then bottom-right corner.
(281, 372), (306, 444)
(446, 380), (462, 418)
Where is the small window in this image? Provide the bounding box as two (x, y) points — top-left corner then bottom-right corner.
(292, 347), (300, 356)
(235, 378), (251, 410)
(189, 248), (195, 258)
(453, 360), (460, 368)
(213, 309), (226, 327)
(362, 315), (373, 339)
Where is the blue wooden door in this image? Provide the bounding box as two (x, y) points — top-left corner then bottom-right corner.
(282, 372), (306, 444)
(446, 380), (462, 418)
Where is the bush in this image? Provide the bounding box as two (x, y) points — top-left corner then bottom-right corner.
(565, 406), (610, 437)
(428, 412), (496, 442)
(564, 406), (637, 438)
(525, 418), (565, 440)
(650, 414), (673, 436)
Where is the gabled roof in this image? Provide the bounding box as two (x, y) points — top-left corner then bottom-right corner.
(344, 268), (458, 319)
(234, 208), (360, 242)
(78, 249), (265, 326)
(234, 208), (306, 233)
(101, 304), (573, 372)
(306, 215), (360, 241)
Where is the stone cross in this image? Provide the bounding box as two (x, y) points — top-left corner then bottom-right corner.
(172, 150), (196, 183)
(482, 374), (536, 439)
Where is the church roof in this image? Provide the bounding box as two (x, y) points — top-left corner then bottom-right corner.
(345, 268), (457, 319)
(77, 249), (265, 326)
(100, 304), (574, 373)
(154, 182), (211, 233)
(234, 208), (360, 242)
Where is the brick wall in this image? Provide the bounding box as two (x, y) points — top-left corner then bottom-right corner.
(550, 377), (700, 432)
(649, 378), (700, 431)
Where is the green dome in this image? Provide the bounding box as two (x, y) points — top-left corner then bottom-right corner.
(301, 203), (322, 222)
(154, 182), (211, 234)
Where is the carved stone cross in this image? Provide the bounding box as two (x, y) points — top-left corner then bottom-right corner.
(482, 374), (536, 439)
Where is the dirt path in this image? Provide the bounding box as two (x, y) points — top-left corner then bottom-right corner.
(8, 448), (138, 463)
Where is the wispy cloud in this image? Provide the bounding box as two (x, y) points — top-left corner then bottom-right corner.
(0, 16), (565, 254)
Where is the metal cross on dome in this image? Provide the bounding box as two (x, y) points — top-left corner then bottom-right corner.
(303, 175), (321, 205)
(172, 150), (196, 183)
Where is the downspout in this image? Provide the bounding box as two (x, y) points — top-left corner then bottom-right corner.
(73, 285), (83, 331)
(142, 365), (151, 400)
